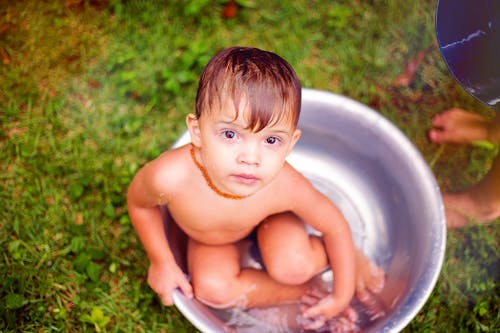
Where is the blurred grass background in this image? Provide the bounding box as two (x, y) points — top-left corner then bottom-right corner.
(0, 0), (498, 332)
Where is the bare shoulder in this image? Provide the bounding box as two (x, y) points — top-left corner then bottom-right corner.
(146, 144), (193, 193)
(272, 162), (322, 202)
(274, 162), (345, 228)
(148, 144), (191, 182)
(276, 162), (314, 189)
(128, 144), (192, 206)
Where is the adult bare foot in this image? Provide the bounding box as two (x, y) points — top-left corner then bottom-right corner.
(429, 108), (490, 144)
(444, 192), (500, 228)
(429, 109), (500, 228)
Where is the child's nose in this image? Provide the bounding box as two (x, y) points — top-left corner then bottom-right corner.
(237, 142), (260, 166)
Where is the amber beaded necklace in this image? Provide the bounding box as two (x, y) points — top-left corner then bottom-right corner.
(190, 145), (247, 200)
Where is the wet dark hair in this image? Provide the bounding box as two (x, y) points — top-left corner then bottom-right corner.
(195, 46), (302, 131)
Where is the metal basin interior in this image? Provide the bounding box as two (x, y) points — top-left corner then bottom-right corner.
(165, 88), (446, 332)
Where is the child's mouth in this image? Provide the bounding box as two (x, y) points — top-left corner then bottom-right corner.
(233, 173), (259, 184)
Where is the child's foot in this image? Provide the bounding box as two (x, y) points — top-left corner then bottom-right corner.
(355, 250), (385, 295)
(429, 108), (490, 144)
(352, 250), (386, 323)
(299, 289), (359, 332)
(323, 306), (360, 333)
(355, 289), (386, 322)
(444, 192), (500, 228)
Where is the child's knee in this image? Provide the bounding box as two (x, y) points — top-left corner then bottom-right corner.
(266, 253), (316, 285)
(192, 275), (241, 308)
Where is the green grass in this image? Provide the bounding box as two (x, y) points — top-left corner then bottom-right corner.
(1, 0), (498, 332)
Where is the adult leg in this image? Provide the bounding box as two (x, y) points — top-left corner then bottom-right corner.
(429, 108), (492, 144)
(429, 109), (500, 227)
(187, 238), (311, 309)
(445, 153), (500, 228)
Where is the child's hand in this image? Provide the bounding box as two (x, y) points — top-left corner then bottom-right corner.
(299, 289), (358, 331)
(147, 262), (193, 306)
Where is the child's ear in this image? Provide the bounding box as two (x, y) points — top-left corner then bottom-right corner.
(287, 128), (302, 155)
(186, 113), (202, 147)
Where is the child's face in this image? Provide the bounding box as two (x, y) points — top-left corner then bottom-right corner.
(188, 97), (301, 198)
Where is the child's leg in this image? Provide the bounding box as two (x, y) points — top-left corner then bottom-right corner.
(257, 212), (385, 329)
(257, 212), (385, 295)
(187, 238), (312, 309)
(257, 212), (328, 285)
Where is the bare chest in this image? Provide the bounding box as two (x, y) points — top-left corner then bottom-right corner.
(167, 198), (273, 245)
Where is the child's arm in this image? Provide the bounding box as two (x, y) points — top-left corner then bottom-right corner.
(289, 172), (356, 319)
(127, 161), (193, 306)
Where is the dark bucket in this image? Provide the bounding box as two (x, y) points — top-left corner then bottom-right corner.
(435, 0), (500, 110)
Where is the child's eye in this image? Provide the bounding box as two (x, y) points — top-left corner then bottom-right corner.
(265, 136), (280, 145)
(223, 130), (236, 139)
